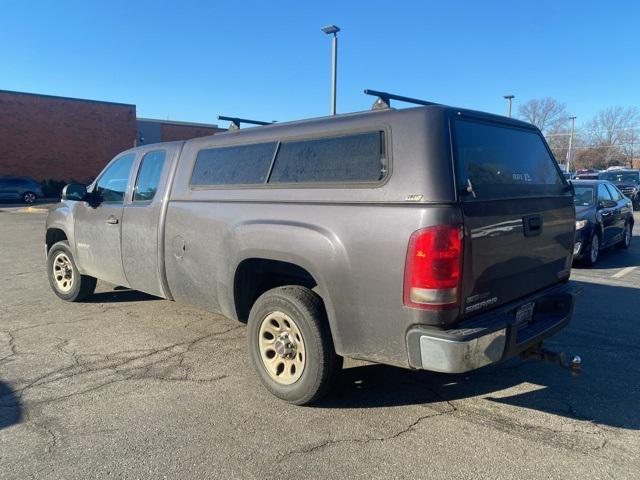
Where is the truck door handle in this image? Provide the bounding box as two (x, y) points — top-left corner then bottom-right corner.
(106, 216), (119, 225)
(523, 214), (542, 237)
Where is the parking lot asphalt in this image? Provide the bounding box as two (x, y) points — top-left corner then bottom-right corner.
(1, 210), (639, 480)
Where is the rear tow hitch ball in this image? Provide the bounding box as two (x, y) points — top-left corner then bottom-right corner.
(569, 355), (582, 375)
(520, 344), (582, 376)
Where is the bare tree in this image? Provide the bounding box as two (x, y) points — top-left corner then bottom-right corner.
(585, 106), (640, 167)
(574, 146), (610, 170)
(517, 97), (569, 134)
(545, 129), (569, 164)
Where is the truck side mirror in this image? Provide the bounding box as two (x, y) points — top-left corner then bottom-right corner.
(61, 183), (87, 202)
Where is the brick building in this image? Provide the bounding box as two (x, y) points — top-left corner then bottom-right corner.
(0, 90), (223, 185)
(136, 118), (224, 146)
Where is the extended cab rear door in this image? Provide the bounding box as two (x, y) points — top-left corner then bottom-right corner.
(452, 116), (574, 317)
(121, 143), (181, 298)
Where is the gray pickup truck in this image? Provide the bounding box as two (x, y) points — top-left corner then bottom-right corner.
(46, 92), (578, 404)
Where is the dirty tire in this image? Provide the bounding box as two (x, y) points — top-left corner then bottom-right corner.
(248, 286), (342, 405)
(47, 241), (97, 301)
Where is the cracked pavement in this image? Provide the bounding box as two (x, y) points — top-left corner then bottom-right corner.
(1, 210), (639, 479)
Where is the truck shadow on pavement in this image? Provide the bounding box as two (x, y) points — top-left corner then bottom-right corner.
(318, 280), (639, 431)
(0, 381), (21, 430)
(82, 287), (160, 304)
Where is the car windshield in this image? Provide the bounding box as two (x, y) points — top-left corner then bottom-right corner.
(573, 186), (595, 206)
(600, 172), (639, 184)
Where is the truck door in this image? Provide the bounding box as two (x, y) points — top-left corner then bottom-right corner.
(121, 145), (179, 297)
(74, 152), (136, 286)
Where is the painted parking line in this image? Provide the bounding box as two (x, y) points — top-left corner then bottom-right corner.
(612, 266), (637, 278)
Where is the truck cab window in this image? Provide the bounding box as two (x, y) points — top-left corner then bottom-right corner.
(134, 150), (166, 202)
(95, 153), (135, 203)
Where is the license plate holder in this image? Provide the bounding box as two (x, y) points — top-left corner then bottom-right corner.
(515, 301), (536, 325)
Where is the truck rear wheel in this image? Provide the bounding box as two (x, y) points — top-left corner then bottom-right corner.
(47, 241), (97, 301)
(247, 286), (341, 405)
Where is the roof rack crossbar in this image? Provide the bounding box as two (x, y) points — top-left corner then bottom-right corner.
(217, 115), (274, 130)
(363, 89), (442, 110)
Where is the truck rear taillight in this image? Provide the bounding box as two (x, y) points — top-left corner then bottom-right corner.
(403, 225), (463, 310)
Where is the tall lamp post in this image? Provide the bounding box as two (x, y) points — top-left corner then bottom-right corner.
(567, 116), (576, 173)
(503, 95), (515, 117)
(321, 24), (340, 115)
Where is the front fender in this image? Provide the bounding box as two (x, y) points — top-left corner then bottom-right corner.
(45, 202), (77, 258)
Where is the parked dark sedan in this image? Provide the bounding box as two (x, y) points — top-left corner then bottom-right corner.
(572, 179), (634, 266)
(0, 176), (44, 203)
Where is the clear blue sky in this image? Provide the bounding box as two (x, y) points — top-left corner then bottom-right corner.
(1, 0), (638, 129)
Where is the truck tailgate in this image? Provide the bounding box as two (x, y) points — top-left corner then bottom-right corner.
(460, 196), (574, 315)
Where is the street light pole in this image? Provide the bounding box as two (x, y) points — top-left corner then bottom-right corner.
(321, 25), (340, 115)
(503, 95), (515, 117)
(567, 116), (576, 173)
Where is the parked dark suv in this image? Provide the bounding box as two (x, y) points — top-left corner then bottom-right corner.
(0, 176), (44, 203)
(572, 179), (634, 266)
(599, 170), (640, 210)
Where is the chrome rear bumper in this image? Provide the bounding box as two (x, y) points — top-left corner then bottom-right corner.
(406, 282), (578, 373)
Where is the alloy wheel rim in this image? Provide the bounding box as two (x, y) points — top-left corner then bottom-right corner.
(258, 311), (306, 385)
(24, 193), (36, 203)
(53, 252), (74, 292)
(591, 235), (599, 263)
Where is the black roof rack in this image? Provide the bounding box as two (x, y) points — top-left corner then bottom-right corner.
(364, 89), (442, 110)
(217, 115), (275, 130)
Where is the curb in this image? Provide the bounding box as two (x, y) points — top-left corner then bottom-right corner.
(21, 206), (52, 213)
(0, 205), (54, 214)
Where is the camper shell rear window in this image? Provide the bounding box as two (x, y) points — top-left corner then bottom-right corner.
(453, 118), (565, 199)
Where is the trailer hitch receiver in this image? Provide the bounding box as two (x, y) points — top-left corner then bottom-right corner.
(520, 343), (582, 376)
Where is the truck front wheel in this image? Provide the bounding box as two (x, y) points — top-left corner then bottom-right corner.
(247, 286), (342, 405)
(47, 241), (97, 301)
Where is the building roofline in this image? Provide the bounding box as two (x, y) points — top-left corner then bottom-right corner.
(137, 117), (221, 129)
(0, 89), (136, 108)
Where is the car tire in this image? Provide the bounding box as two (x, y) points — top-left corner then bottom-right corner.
(616, 222), (632, 250)
(47, 241), (97, 301)
(583, 231), (600, 267)
(247, 285), (342, 405)
(22, 192), (37, 204)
